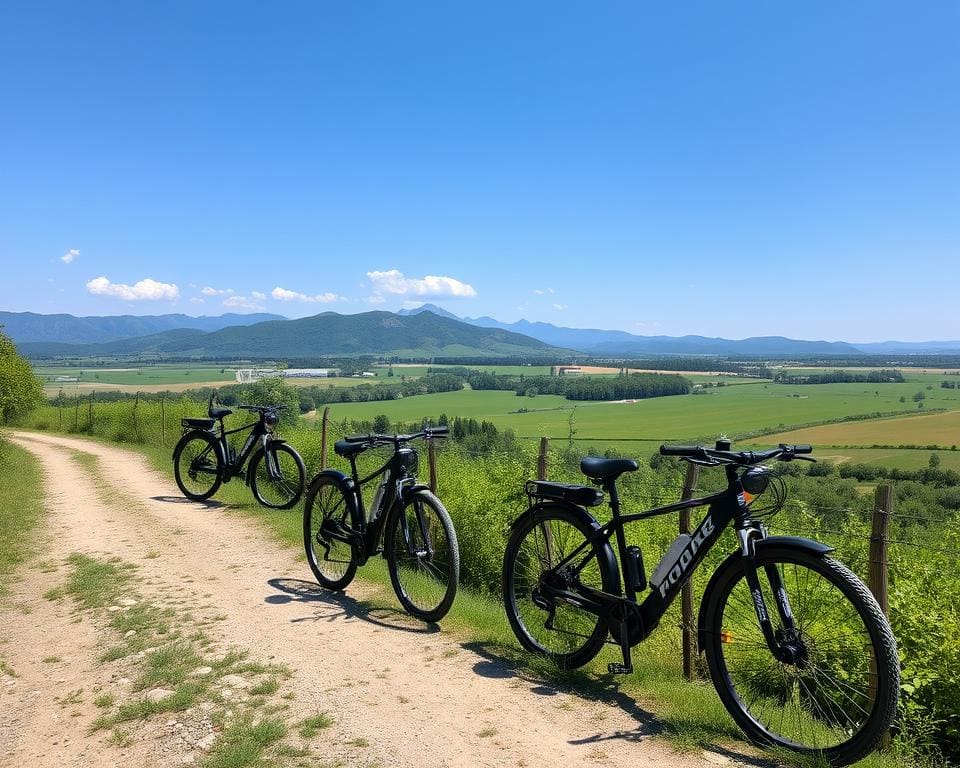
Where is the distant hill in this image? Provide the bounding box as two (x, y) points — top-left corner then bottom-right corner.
(19, 311), (567, 359)
(403, 305), (864, 356)
(0, 311), (286, 345)
(852, 340), (960, 354)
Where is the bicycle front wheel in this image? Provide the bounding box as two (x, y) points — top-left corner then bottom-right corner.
(173, 431), (222, 501)
(385, 490), (459, 622)
(250, 443), (306, 509)
(303, 475), (359, 591)
(703, 549), (899, 766)
(502, 505), (617, 670)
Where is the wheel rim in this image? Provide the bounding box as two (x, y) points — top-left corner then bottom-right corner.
(391, 498), (454, 615)
(717, 559), (880, 751)
(509, 517), (605, 658)
(308, 482), (354, 582)
(255, 447), (301, 507)
(177, 438), (218, 496)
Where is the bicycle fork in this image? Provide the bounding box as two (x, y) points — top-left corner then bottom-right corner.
(399, 497), (433, 559)
(741, 554), (806, 666)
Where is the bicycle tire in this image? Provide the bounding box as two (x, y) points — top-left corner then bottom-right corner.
(385, 490), (459, 622)
(702, 548), (899, 766)
(250, 443), (306, 509)
(303, 474), (359, 591)
(173, 431), (223, 501)
(502, 503), (618, 670)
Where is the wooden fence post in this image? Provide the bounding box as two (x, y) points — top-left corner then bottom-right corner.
(160, 396), (165, 446)
(869, 483), (892, 749)
(428, 438), (438, 494)
(680, 462), (701, 681)
(320, 406), (330, 470)
(537, 437), (550, 481)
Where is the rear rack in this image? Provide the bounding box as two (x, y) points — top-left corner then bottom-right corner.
(525, 480), (605, 508)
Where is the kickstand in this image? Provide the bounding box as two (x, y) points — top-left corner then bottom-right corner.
(607, 609), (634, 675)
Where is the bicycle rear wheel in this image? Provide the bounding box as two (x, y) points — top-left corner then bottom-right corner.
(173, 431), (222, 501)
(250, 443), (305, 509)
(702, 548), (899, 766)
(303, 475), (359, 591)
(385, 490), (459, 622)
(502, 504), (617, 670)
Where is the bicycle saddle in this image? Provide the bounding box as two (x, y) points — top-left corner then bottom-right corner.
(334, 439), (367, 458)
(209, 407), (233, 419)
(579, 457), (639, 482)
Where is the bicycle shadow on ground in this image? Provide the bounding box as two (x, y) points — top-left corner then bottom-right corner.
(463, 640), (777, 767)
(265, 577), (440, 635)
(151, 495), (225, 509)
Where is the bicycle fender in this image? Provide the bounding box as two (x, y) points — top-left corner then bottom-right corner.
(511, 500), (621, 593)
(697, 536), (835, 650)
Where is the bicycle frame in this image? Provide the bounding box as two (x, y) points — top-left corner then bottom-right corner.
(339, 444), (428, 565)
(536, 463), (813, 663)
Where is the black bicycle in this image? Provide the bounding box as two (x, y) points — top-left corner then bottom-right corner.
(502, 440), (899, 766)
(303, 427), (459, 622)
(173, 397), (306, 509)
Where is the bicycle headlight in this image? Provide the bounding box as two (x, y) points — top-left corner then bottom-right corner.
(741, 466), (771, 496)
(398, 447), (418, 473)
(264, 411), (279, 431)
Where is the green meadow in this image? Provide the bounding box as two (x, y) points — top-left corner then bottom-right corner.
(314, 378), (960, 444)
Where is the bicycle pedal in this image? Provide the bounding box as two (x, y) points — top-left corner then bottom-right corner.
(607, 662), (633, 675)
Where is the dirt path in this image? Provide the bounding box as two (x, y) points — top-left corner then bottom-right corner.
(1, 431), (746, 768)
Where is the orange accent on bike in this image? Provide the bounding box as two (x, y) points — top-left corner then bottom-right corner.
(742, 491), (755, 504)
(720, 631), (735, 644)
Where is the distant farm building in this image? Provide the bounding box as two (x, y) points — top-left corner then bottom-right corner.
(235, 368), (339, 383)
(551, 366), (583, 376)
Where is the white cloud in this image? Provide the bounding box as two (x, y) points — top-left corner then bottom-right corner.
(533, 287), (555, 296)
(190, 297), (205, 304)
(201, 286), (234, 296)
(271, 286), (344, 303)
(86, 276), (179, 301)
(251, 291), (266, 300)
(552, 303), (568, 311)
(366, 269), (476, 300)
(61, 249), (79, 264)
(366, 294), (387, 305)
(223, 295), (266, 311)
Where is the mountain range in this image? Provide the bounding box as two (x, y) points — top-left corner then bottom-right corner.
(0, 311), (285, 345)
(14, 311), (563, 359)
(5, 307), (960, 359)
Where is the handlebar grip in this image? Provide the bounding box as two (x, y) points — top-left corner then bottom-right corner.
(428, 426), (449, 436)
(344, 434), (370, 443)
(659, 444), (703, 456)
(791, 444), (813, 454)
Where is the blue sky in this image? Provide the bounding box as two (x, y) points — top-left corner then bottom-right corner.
(1, 2), (957, 342)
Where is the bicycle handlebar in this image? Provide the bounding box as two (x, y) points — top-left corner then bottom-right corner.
(344, 426), (449, 446)
(659, 443), (813, 465)
(236, 404), (289, 412)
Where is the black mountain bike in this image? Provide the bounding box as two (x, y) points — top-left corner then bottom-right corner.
(173, 398), (306, 509)
(303, 427), (459, 622)
(502, 441), (899, 766)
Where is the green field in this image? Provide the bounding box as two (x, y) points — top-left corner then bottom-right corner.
(312, 379), (960, 444)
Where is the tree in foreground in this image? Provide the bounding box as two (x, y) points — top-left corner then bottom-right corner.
(0, 330), (44, 424)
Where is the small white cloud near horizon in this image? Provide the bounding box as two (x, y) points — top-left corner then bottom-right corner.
(366, 269), (476, 302)
(552, 303), (568, 311)
(271, 286), (345, 303)
(61, 249), (79, 264)
(86, 276), (179, 301)
(533, 287), (555, 296)
(201, 286), (235, 296)
(223, 294), (266, 311)
(190, 297), (205, 304)
(251, 290), (267, 300)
